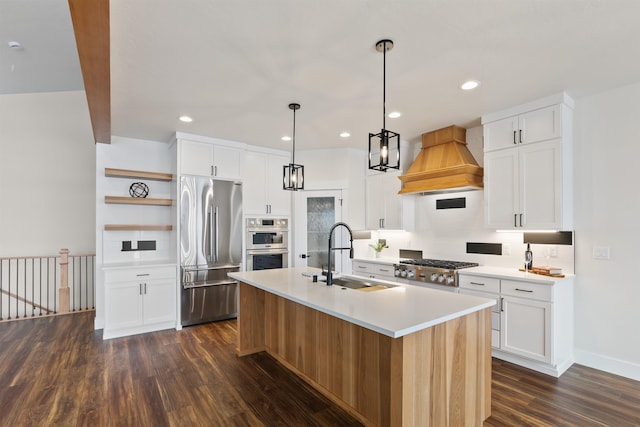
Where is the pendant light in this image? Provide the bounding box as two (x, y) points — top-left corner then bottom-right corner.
(369, 39), (400, 172)
(283, 103), (304, 191)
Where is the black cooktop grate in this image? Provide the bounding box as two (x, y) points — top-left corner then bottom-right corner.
(399, 259), (479, 269)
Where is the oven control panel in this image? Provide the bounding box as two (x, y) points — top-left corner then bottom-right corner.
(246, 217), (288, 230)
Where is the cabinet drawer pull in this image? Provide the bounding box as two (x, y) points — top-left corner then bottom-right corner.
(379, 268), (389, 272)
(470, 281), (485, 286)
(136, 273), (150, 277)
(515, 288), (533, 293)
(357, 265), (367, 269)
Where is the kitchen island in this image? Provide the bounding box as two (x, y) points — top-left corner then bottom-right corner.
(229, 267), (495, 427)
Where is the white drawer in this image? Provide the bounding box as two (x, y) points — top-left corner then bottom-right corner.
(104, 265), (176, 283)
(491, 312), (500, 331)
(459, 275), (501, 294)
(491, 330), (500, 348)
(352, 261), (395, 278)
(501, 279), (552, 301)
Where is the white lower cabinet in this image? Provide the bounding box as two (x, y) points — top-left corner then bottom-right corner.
(459, 270), (574, 377)
(104, 265), (177, 339)
(459, 275), (501, 348)
(501, 294), (551, 363)
(351, 260), (396, 280)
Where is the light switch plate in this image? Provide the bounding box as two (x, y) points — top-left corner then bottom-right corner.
(593, 246), (610, 260)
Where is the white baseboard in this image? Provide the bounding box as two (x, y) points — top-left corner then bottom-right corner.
(574, 348), (640, 381)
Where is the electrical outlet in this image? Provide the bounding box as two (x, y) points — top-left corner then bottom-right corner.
(503, 243), (511, 256)
(593, 246), (610, 260)
(549, 245), (558, 257)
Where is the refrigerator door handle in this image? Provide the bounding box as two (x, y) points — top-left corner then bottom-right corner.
(208, 206), (214, 262)
(214, 206), (219, 262)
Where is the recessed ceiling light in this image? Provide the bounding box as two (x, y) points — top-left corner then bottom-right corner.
(7, 41), (22, 50)
(340, 132), (350, 138)
(281, 136), (291, 141)
(460, 80), (480, 90)
(388, 111), (401, 119)
(179, 115), (193, 123)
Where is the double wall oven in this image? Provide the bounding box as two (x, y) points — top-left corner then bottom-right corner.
(246, 217), (289, 270)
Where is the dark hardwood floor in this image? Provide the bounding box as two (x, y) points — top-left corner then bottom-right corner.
(1, 312), (638, 426)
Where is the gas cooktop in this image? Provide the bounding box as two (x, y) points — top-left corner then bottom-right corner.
(398, 259), (479, 270)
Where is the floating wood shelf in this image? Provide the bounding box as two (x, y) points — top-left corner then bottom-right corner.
(104, 196), (173, 206)
(104, 224), (173, 231)
(105, 168), (173, 182)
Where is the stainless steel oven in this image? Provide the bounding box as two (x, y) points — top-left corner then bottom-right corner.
(246, 249), (289, 271)
(246, 217), (289, 270)
(246, 217), (288, 250)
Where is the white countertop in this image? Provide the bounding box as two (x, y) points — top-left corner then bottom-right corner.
(459, 266), (573, 284)
(229, 267), (495, 339)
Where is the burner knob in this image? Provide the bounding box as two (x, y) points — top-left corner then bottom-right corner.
(394, 269), (401, 277)
(400, 270), (408, 278)
(446, 275), (455, 285)
(438, 274), (445, 283)
(407, 270), (415, 279)
(430, 273), (438, 281)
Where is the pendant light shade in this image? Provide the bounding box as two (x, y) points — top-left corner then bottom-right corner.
(283, 103), (304, 191)
(369, 39), (400, 172)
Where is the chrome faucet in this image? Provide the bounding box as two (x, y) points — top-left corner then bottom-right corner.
(326, 222), (354, 286)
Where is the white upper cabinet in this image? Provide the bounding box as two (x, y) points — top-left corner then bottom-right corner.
(242, 150), (291, 216)
(483, 104), (562, 152)
(179, 139), (243, 180)
(365, 170), (413, 230)
(482, 93), (573, 230)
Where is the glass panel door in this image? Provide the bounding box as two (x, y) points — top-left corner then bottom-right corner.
(293, 190), (342, 270)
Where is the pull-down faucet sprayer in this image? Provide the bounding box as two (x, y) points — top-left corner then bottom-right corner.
(326, 222), (354, 286)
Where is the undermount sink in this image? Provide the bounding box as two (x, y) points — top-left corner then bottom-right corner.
(328, 277), (395, 292)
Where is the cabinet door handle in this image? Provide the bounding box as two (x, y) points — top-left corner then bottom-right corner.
(144, 283), (147, 294)
(515, 288), (533, 293)
(470, 281), (485, 286)
(514, 214), (518, 227)
(500, 297), (504, 312)
(513, 130), (517, 145)
(519, 129), (523, 144)
(520, 213), (523, 227)
(139, 283), (143, 295)
(214, 165), (218, 176)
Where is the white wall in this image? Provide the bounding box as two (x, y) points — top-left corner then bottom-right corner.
(296, 148), (366, 229)
(573, 82), (640, 379)
(0, 91), (95, 256)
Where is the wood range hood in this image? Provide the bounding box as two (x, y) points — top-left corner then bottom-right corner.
(398, 125), (483, 195)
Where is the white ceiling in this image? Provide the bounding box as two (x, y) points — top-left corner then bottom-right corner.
(3, 0), (640, 150)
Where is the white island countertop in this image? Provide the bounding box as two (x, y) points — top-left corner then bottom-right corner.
(229, 267), (495, 339)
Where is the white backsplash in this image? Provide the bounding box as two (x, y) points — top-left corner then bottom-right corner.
(370, 190), (575, 273)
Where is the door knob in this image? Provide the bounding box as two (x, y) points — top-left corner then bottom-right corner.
(299, 254), (311, 259)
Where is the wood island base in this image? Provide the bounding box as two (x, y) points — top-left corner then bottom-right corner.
(238, 282), (492, 427)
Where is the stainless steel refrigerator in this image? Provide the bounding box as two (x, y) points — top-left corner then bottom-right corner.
(180, 176), (242, 326)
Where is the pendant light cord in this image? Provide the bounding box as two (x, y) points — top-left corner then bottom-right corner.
(292, 107), (296, 164)
(382, 40), (386, 133)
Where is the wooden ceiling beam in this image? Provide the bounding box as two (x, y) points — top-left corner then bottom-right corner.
(68, 0), (111, 144)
